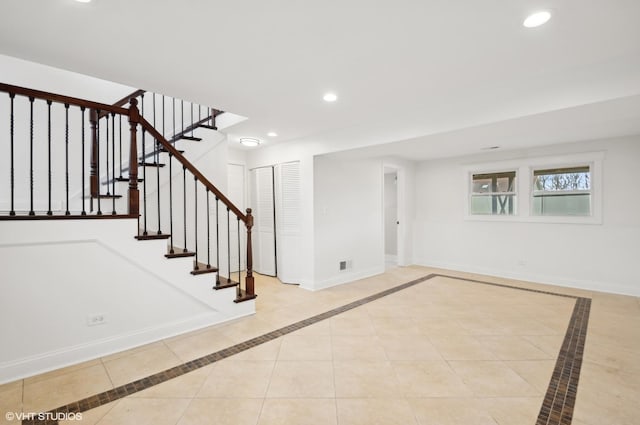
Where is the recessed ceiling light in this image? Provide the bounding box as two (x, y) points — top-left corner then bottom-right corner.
(75, 0), (92, 3)
(267, 132), (278, 137)
(323, 93), (338, 102)
(239, 137), (261, 147)
(523, 11), (551, 28)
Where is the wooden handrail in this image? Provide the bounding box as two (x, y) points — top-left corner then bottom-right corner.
(0, 82), (128, 116)
(138, 116), (247, 222)
(98, 89), (145, 119)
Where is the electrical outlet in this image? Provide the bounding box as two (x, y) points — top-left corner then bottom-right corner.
(339, 260), (353, 271)
(87, 314), (106, 326)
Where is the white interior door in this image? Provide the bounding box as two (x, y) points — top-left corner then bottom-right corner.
(275, 161), (302, 283)
(384, 170), (398, 264)
(250, 166), (277, 276)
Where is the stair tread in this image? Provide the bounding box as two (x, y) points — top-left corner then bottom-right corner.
(159, 148), (185, 154)
(138, 161), (166, 167)
(234, 289), (257, 303)
(213, 279), (238, 290)
(115, 176), (144, 182)
(191, 261), (218, 275)
(180, 135), (202, 142)
(198, 124), (217, 130)
(93, 193), (122, 199)
(165, 247), (196, 258)
(135, 231), (171, 240)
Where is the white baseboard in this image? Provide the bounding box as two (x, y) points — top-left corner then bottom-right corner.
(0, 310), (253, 385)
(414, 259), (640, 297)
(308, 266), (386, 291)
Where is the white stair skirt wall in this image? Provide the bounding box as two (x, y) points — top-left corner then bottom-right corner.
(0, 219), (254, 384)
(275, 161), (302, 284)
(250, 166), (277, 276)
(227, 163), (246, 272)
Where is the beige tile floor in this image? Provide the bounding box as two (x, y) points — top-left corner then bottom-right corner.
(1, 266), (639, 425)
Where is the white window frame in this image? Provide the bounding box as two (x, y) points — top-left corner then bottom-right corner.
(464, 151), (603, 224)
(530, 164), (592, 218)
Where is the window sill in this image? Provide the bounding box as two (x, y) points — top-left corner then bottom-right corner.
(464, 214), (602, 225)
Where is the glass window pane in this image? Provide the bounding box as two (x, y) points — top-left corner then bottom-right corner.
(472, 172), (516, 194)
(471, 194), (516, 215)
(533, 167), (590, 191)
(472, 177), (492, 193)
(532, 165), (591, 216)
(532, 193), (591, 216)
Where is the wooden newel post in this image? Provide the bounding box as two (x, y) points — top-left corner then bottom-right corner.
(89, 109), (98, 198)
(211, 109), (218, 131)
(128, 98), (140, 216)
(245, 208), (255, 296)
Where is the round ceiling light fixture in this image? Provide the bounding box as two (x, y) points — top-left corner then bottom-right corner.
(323, 92), (338, 102)
(239, 137), (261, 147)
(267, 132), (278, 137)
(523, 11), (551, 28)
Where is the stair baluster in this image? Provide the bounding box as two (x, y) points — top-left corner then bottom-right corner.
(237, 217), (241, 297)
(47, 100), (52, 215)
(95, 109), (102, 215)
(29, 96), (34, 216)
(227, 207), (231, 283)
(153, 94), (162, 233)
(118, 114), (123, 180)
(9, 93), (15, 216)
(110, 112), (116, 215)
(65, 103), (70, 215)
(81, 107), (87, 215)
(194, 176), (199, 270)
(215, 197), (220, 287)
(141, 94), (148, 235)
(105, 113), (110, 197)
(190, 103), (194, 138)
(168, 153), (175, 254)
(206, 189), (211, 269)
(182, 165), (188, 252)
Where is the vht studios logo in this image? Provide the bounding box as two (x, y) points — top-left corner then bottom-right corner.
(5, 411), (83, 421)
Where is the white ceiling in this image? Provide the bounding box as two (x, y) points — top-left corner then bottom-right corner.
(1, 0), (639, 159)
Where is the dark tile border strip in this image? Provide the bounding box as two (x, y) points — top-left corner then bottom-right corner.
(22, 272), (591, 425)
(537, 297), (591, 425)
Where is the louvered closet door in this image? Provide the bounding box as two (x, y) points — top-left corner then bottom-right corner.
(250, 166), (276, 276)
(275, 161), (301, 284)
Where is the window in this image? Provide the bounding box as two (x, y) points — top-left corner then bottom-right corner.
(532, 166), (591, 216)
(470, 171), (516, 215)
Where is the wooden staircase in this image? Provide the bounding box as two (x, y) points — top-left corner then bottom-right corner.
(0, 82), (256, 303)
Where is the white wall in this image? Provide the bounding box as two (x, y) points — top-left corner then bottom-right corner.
(413, 136), (640, 296)
(0, 54), (135, 104)
(0, 219), (252, 384)
(313, 156), (384, 289)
